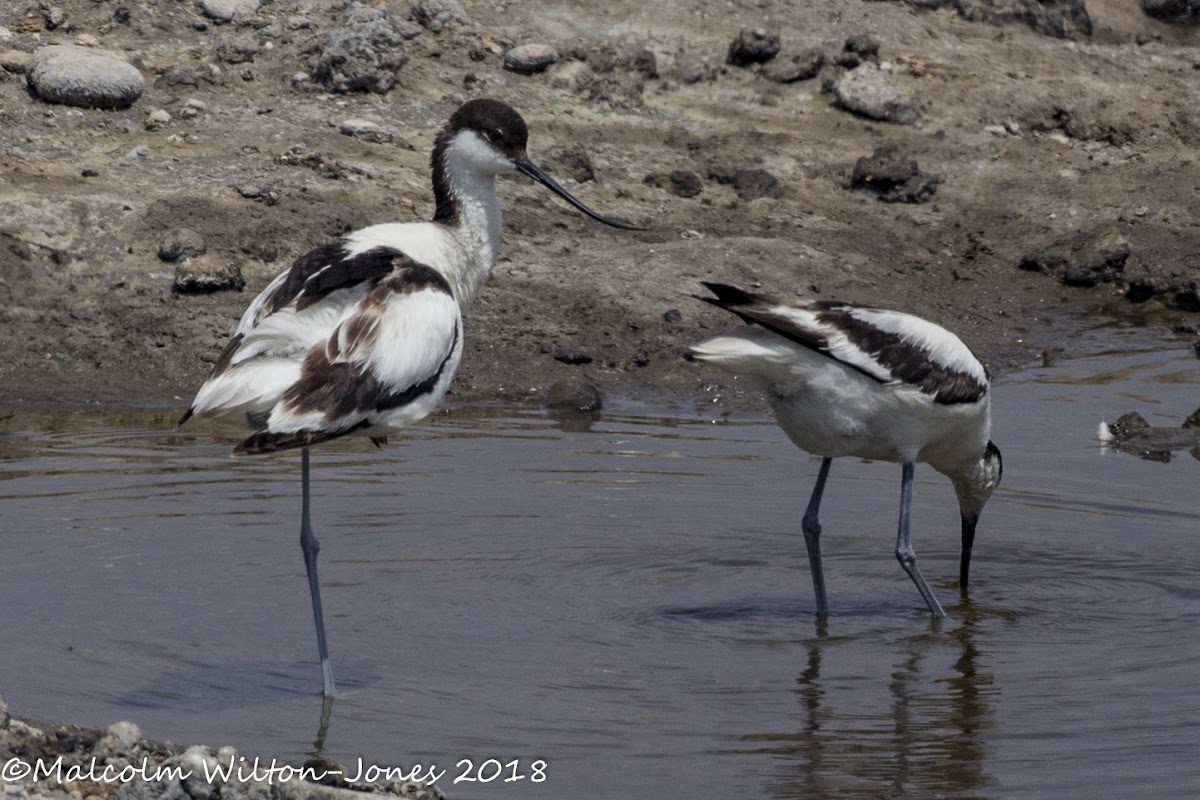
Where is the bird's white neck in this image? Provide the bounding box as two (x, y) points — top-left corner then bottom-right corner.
(431, 134), (507, 310)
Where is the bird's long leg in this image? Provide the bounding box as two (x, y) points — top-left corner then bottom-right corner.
(802, 457), (833, 617)
(895, 462), (946, 618)
(300, 447), (337, 696)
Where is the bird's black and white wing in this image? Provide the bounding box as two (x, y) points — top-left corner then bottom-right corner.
(697, 282), (988, 404)
(181, 242), (462, 452)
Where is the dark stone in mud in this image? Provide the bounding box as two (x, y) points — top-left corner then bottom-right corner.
(727, 26), (781, 67)
(545, 377), (603, 412)
(545, 146), (595, 183)
(173, 263), (246, 294)
(627, 47), (658, 79)
(158, 229), (206, 262)
(1018, 226), (1130, 288)
(710, 167), (780, 200)
(850, 143), (939, 204)
(554, 350), (593, 365)
(843, 33), (881, 61)
(645, 170), (702, 198)
(1141, 0), (1192, 19)
(1103, 408), (1200, 462)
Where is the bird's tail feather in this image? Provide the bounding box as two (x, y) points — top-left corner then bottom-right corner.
(235, 420), (370, 455)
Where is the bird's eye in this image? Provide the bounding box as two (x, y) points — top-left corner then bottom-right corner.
(483, 128), (502, 143)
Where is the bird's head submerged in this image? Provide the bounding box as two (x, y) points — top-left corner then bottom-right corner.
(953, 439), (1003, 519)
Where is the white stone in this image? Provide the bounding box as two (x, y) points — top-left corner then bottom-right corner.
(102, 721), (142, 749)
(201, 0), (260, 23)
(833, 66), (919, 125)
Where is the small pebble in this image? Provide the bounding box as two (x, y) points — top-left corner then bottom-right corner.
(145, 108), (171, 130)
(121, 145), (150, 162)
(338, 118), (395, 143)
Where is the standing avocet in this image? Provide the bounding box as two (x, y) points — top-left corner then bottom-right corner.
(689, 283), (1002, 618)
(178, 98), (638, 696)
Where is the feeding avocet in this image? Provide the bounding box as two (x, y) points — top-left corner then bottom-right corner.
(690, 282), (1002, 618)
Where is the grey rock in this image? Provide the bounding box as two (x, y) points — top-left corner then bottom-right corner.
(504, 43), (559, 75)
(215, 32), (258, 64)
(711, 167), (780, 200)
(311, 6), (408, 94)
(843, 33), (881, 60)
(1103, 410), (1200, 462)
(102, 720), (142, 749)
(626, 47), (658, 79)
(144, 108), (171, 131)
(545, 378), (603, 412)
(727, 26), (780, 66)
(899, 0), (1092, 38)
(833, 66), (919, 125)
(26, 45), (144, 109)
(763, 48), (824, 83)
(411, 0), (470, 32)
(338, 118), (396, 143)
(173, 262), (246, 294)
(554, 350), (593, 365)
(547, 59), (595, 90)
(44, 6), (66, 29)
(679, 60), (711, 84)
(0, 49), (30, 74)
(992, 0), (1092, 38)
(1141, 0), (1191, 19)
(158, 229), (206, 262)
(1018, 225), (1131, 287)
(850, 144), (939, 203)
(644, 170), (702, 198)
(200, 0), (260, 23)
(545, 146), (594, 183)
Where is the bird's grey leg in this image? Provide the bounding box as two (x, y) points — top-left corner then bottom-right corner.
(300, 448), (337, 696)
(802, 457), (833, 617)
(895, 462), (946, 618)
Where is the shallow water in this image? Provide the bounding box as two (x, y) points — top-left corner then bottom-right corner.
(2, 320), (1199, 799)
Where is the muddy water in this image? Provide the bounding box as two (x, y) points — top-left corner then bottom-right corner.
(2, 321), (1199, 799)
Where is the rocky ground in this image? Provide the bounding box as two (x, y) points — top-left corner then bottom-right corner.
(1, 0), (1199, 788)
(2, 0), (1198, 416)
(0, 694), (443, 800)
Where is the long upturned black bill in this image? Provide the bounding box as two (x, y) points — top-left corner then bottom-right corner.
(515, 157), (643, 231)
